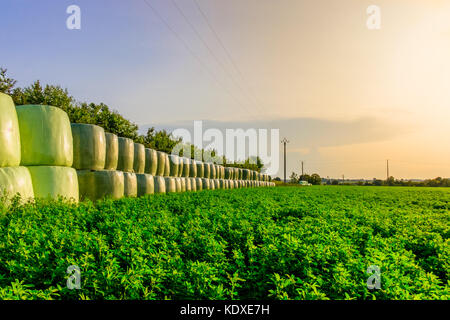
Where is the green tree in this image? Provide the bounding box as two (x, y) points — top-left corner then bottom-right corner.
(0, 68), (17, 95)
(309, 173), (322, 185)
(289, 172), (299, 184)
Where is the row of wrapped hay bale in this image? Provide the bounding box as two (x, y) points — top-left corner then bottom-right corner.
(0, 93), (79, 204)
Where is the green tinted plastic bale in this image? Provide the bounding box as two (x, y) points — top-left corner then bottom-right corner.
(235, 168), (240, 180)
(123, 172), (137, 197)
(156, 151), (166, 176)
(210, 164), (216, 179)
(219, 179), (225, 189)
(71, 123), (106, 170)
(154, 176), (166, 194)
(28, 166), (78, 202)
(214, 179), (220, 189)
(144, 149), (158, 175)
(133, 143), (145, 174)
(189, 160), (197, 177)
(105, 133), (119, 170)
(182, 158), (190, 177)
(0, 93), (21, 167)
(136, 173), (154, 196)
(16, 105), (73, 166)
(201, 178), (210, 190)
(225, 167), (233, 180)
(189, 178), (196, 191)
(195, 178), (202, 191)
(196, 161), (204, 178)
(117, 137), (134, 172)
(202, 163), (209, 178)
(185, 177), (191, 192)
(242, 169), (250, 180)
(165, 177), (176, 193)
(0, 166), (34, 204)
(77, 170), (124, 201)
(180, 178), (187, 192)
(209, 179), (215, 190)
(169, 155), (180, 177)
(164, 153), (170, 177)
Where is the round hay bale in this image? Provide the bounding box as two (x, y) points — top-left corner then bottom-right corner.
(156, 151), (166, 176)
(28, 166), (78, 202)
(225, 167), (233, 180)
(123, 172), (137, 197)
(71, 123), (106, 171)
(105, 133), (119, 170)
(214, 179), (220, 189)
(164, 177), (176, 193)
(169, 155), (180, 177)
(219, 179), (225, 189)
(77, 169), (124, 201)
(0, 93), (21, 167)
(178, 156), (184, 177)
(133, 143), (145, 174)
(0, 166), (34, 204)
(184, 177), (191, 191)
(16, 105), (73, 166)
(203, 163), (210, 179)
(164, 153), (170, 176)
(209, 179), (215, 190)
(137, 173), (154, 196)
(182, 157), (190, 177)
(145, 148), (158, 176)
(189, 159), (197, 177)
(180, 177), (187, 192)
(201, 178), (210, 190)
(154, 176), (166, 194)
(195, 178), (203, 191)
(189, 177), (196, 191)
(210, 164), (216, 179)
(174, 177), (182, 192)
(196, 161), (204, 178)
(117, 137), (134, 172)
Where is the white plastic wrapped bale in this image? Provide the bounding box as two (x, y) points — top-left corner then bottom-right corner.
(105, 133), (119, 170)
(203, 163), (210, 179)
(154, 176), (166, 194)
(0, 166), (34, 204)
(165, 177), (176, 193)
(137, 173), (154, 196)
(189, 159), (197, 178)
(180, 177), (187, 192)
(195, 161), (203, 178)
(169, 155), (180, 177)
(117, 137), (134, 172)
(77, 170), (124, 201)
(229, 180), (234, 189)
(0, 93), (21, 167)
(189, 178), (196, 191)
(28, 166), (79, 202)
(178, 156), (184, 177)
(175, 178), (182, 192)
(195, 178), (203, 191)
(201, 178), (210, 190)
(210, 164), (216, 179)
(164, 153), (170, 177)
(133, 143), (145, 174)
(182, 157), (190, 177)
(16, 105), (73, 167)
(71, 123), (106, 171)
(185, 177), (192, 191)
(123, 172), (137, 197)
(145, 148), (158, 176)
(156, 151), (166, 176)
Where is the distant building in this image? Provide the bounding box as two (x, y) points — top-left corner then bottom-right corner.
(299, 180), (312, 186)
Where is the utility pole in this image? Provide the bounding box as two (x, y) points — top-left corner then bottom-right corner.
(281, 138), (289, 183)
(386, 159), (389, 181)
(342, 174), (345, 183)
(301, 161), (304, 176)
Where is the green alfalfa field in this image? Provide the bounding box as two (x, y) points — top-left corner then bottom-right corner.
(0, 186), (448, 300)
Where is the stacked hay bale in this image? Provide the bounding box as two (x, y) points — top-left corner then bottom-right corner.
(72, 124), (125, 202)
(17, 104), (78, 202)
(0, 93), (34, 205)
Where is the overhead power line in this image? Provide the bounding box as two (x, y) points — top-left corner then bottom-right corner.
(192, 0), (267, 115)
(142, 0), (252, 116)
(169, 0), (263, 116)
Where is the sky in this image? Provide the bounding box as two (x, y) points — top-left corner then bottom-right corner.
(1, 0), (449, 179)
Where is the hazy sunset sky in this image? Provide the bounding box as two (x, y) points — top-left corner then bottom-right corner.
(1, 0), (449, 179)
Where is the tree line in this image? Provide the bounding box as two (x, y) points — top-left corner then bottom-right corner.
(0, 68), (264, 172)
